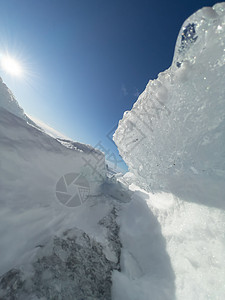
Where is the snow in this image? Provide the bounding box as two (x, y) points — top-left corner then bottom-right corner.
(27, 114), (71, 140)
(0, 104), (108, 276)
(1, 2), (225, 300)
(112, 192), (175, 300)
(115, 185), (225, 300)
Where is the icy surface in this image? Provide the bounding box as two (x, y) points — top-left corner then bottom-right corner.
(113, 3), (225, 207)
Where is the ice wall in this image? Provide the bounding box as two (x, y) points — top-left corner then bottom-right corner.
(114, 3), (225, 207)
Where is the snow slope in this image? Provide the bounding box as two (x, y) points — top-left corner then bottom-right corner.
(0, 85), (108, 276)
(0, 87), (175, 299)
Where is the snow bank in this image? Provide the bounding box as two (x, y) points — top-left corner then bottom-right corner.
(112, 193), (175, 300)
(110, 180), (225, 300)
(0, 78), (107, 275)
(113, 3), (225, 207)
(0, 77), (28, 121)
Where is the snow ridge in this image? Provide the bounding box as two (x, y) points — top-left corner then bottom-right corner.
(0, 77), (28, 122)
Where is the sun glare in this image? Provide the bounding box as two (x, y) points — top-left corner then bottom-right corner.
(1, 55), (23, 77)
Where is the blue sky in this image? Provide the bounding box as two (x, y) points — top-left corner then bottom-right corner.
(0, 0), (219, 171)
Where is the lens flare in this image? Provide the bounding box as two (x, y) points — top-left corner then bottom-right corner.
(1, 55), (23, 77)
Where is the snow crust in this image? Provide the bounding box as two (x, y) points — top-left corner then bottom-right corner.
(113, 3), (225, 207)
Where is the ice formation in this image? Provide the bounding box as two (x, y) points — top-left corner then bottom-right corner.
(114, 3), (225, 208)
(112, 3), (225, 299)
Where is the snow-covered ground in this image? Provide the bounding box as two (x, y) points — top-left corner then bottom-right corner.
(0, 2), (225, 300)
(0, 106), (107, 271)
(112, 183), (225, 300)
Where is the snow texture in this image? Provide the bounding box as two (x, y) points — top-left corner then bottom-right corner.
(115, 184), (225, 300)
(0, 90), (107, 276)
(0, 78), (36, 127)
(0, 76), (124, 300)
(0, 209), (121, 300)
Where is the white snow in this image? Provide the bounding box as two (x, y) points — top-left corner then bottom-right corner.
(112, 190), (175, 300)
(27, 114), (71, 140)
(0, 102), (107, 275)
(112, 185), (225, 300)
(1, 2), (225, 300)
(0, 77), (27, 121)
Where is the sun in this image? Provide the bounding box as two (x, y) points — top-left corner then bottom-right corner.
(1, 55), (23, 77)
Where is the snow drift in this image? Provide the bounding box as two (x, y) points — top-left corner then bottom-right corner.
(0, 78), (108, 275)
(113, 2), (225, 209)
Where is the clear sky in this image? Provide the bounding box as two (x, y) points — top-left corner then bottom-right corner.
(0, 0), (220, 171)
